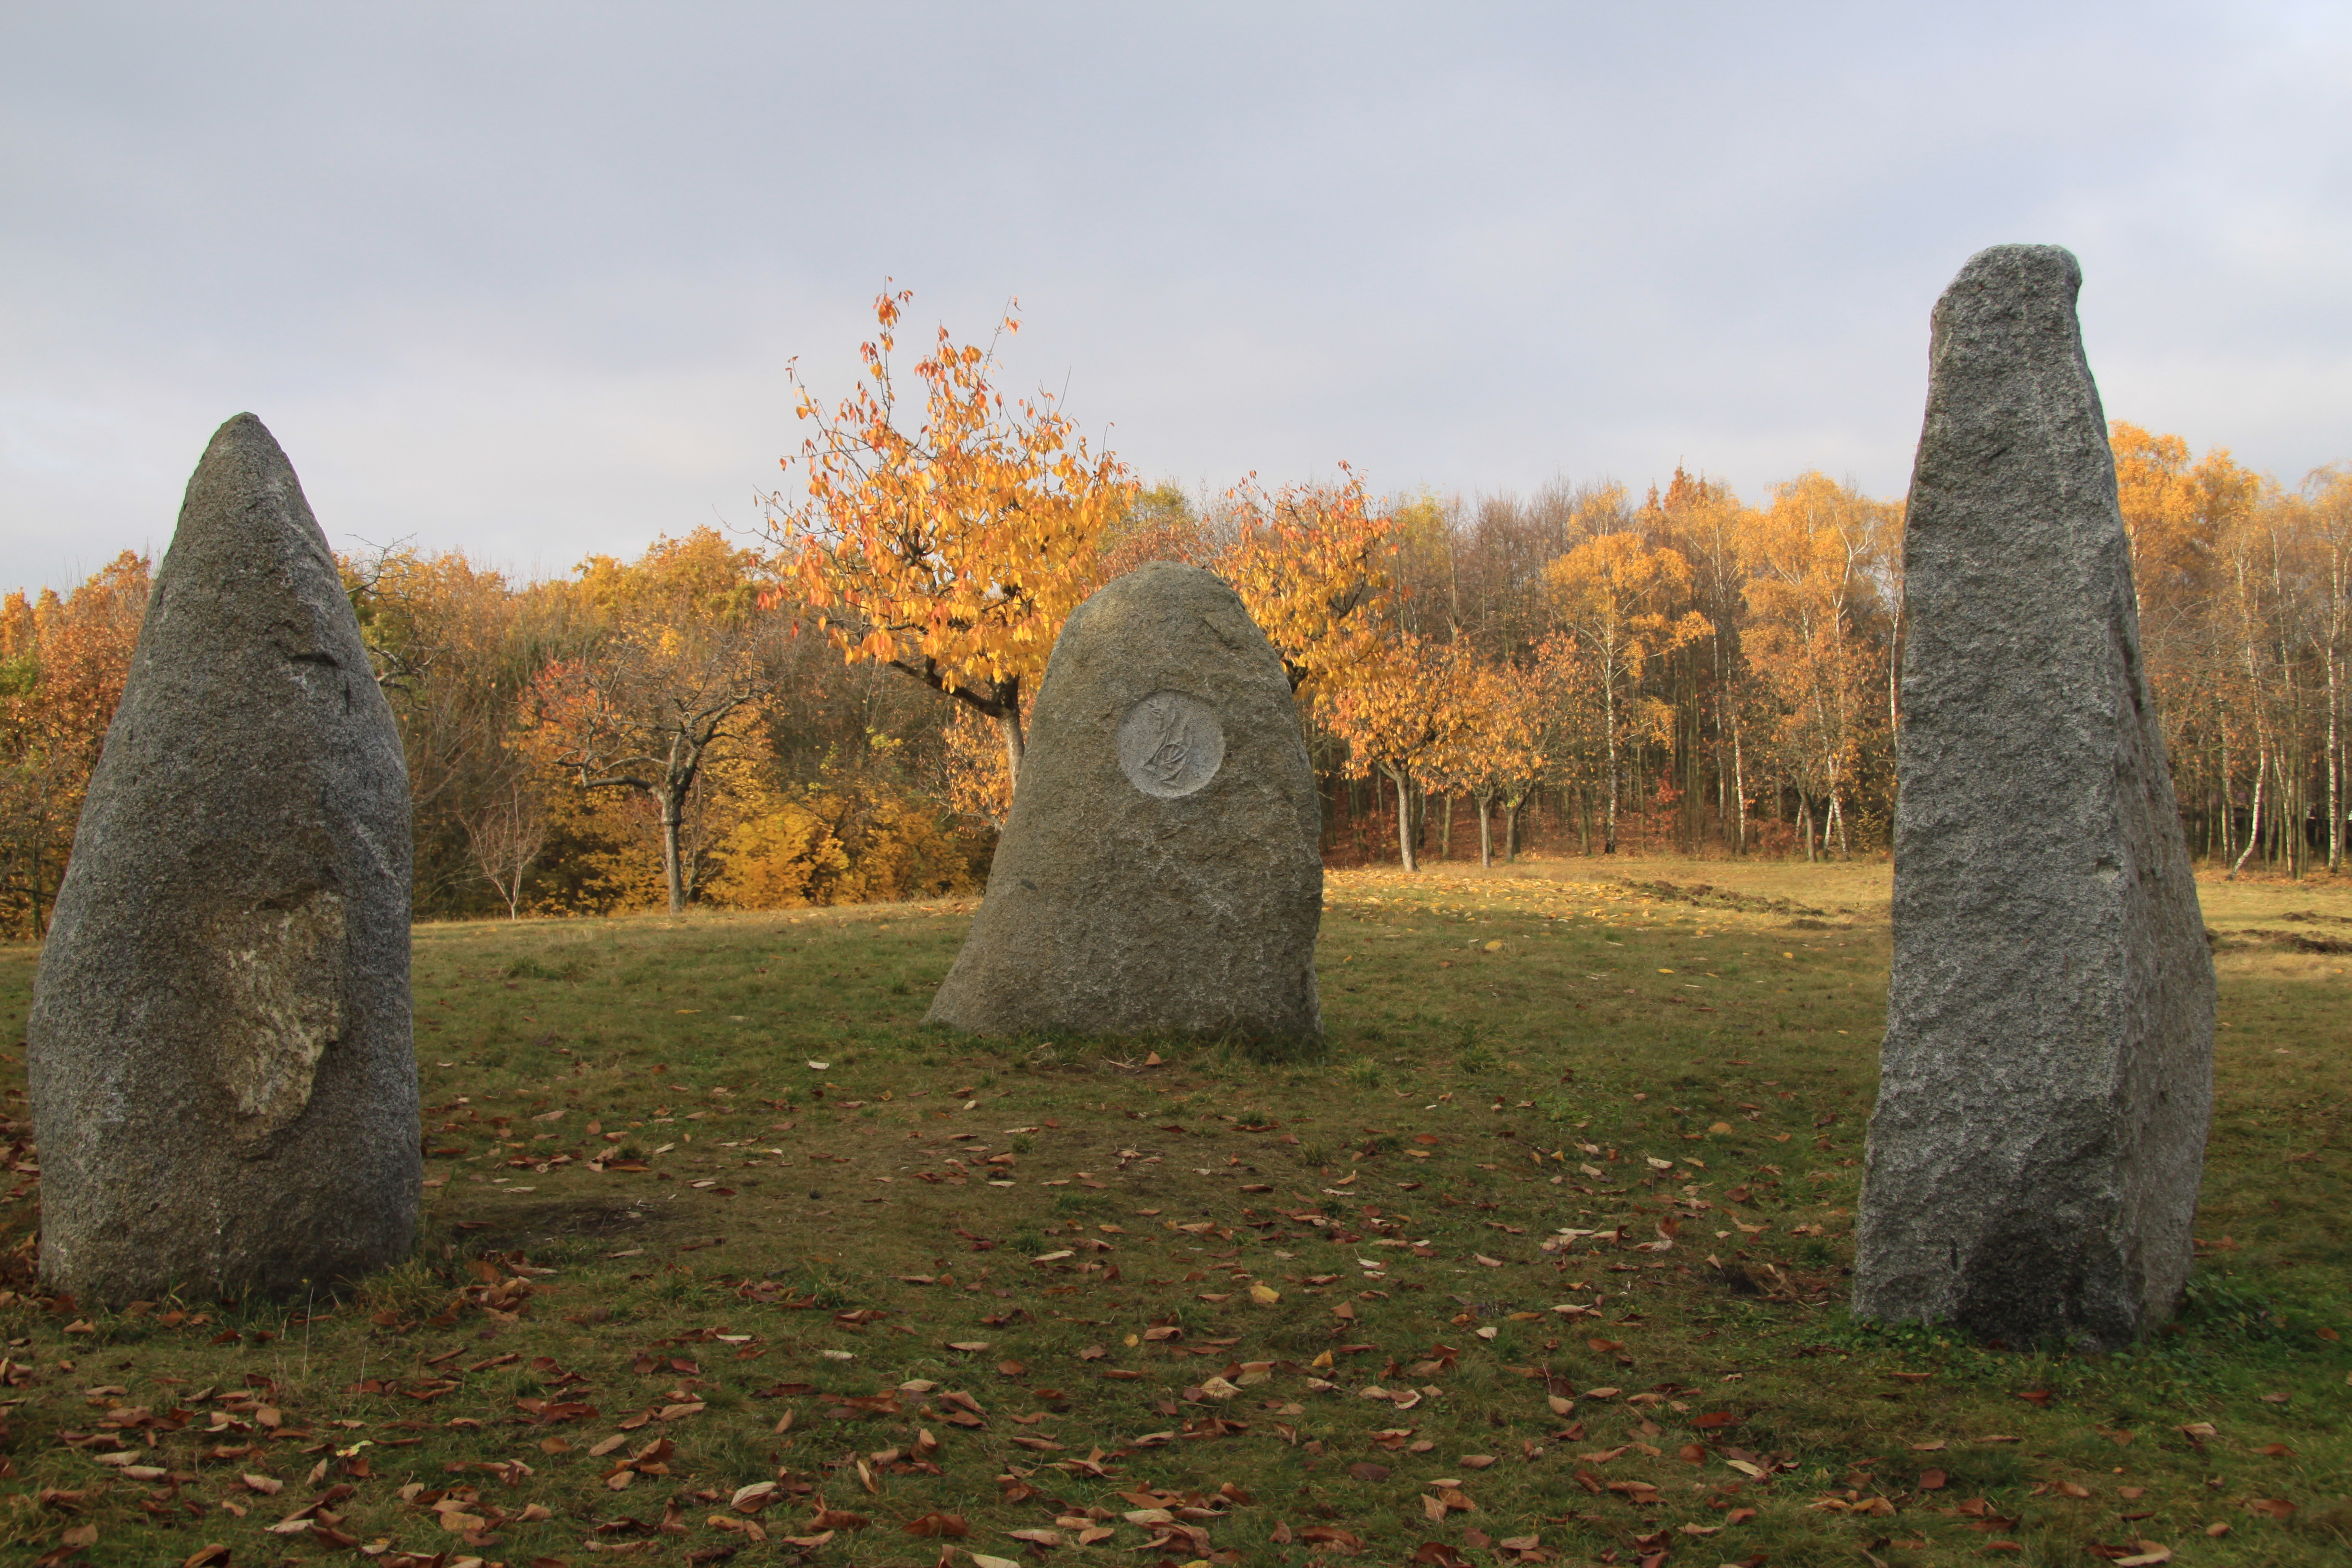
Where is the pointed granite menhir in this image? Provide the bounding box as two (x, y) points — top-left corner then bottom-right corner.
(28, 413), (420, 1304)
(1854, 247), (2214, 1351)
(927, 561), (1323, 1042)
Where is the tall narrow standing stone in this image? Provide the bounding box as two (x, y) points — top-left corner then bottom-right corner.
(29, 414), (420, 1304)
(928, 562), (1322, 1041)
(1854, 247), (2214, 1351)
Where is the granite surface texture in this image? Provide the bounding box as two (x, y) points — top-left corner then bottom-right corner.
(28, 414), (421, 1303)
(1854, 247), (2215, 1351)
(928, 562), (1322, 1041)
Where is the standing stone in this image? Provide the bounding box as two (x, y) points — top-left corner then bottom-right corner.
(29, 414), (420, 1304)
(1854, 247), (2214, 1351)
(928, 562), (1322, 1040)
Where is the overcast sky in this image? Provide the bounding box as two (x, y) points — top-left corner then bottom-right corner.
(3, 2), (2346, 593)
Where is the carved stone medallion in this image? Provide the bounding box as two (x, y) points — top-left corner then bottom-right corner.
(1117, 689), (1225, 799)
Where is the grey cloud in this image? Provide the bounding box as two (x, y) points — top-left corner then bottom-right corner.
(2, 1), (2345, 590)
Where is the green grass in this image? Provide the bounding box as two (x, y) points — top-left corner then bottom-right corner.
(0, 855), (2345, 1567)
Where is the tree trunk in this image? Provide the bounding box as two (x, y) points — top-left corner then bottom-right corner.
(1730, 720), (1748, 856)
(2328, 650), (2343, 871)
(1440, 794), (1454, 860)
(998, 703), (1026, 796)
(1386, 764), (1418, 872)
(1476, 791), (1494, 867)
(1503, 793), (1521, 863)
(1890, 621), (1903, 741)
(2278, 750), (2298, 876)
(2230, 761), (2264, 880)
(660, 783), (688, 915)
(29, 829), (47, 941)
(2219, 728), (2233, 866)
(1602, 692), (1620, 855)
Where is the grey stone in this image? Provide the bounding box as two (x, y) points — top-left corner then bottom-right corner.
(1854, 246), (2214, 1351)
(28, 413), (420, 1304)
(928, 562), (1322, 1041)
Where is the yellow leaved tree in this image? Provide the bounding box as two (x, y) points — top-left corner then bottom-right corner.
(1429, 652), (1549, 866)
(2111, 422), (2222, 615)
(527, 528), (784, 914)
(1328, 634), (1475, 871)
(1214, 467), (1406, 707)
(767, 287), (1134, 791)
(1738, 473), (1896, 860)
(1544, 515), (1707, 853)
(0, 551), (149, 936)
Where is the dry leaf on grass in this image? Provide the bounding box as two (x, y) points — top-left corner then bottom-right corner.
(902, 1511), (969, 1537)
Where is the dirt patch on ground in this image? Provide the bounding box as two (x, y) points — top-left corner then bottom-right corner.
(2208, 925), (2352, 955)
(2250, 929), (2352, 955)
(1613, 877), (1831, 918)
(444, 1196), (695, 1256)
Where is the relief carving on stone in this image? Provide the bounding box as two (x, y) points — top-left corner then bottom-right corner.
(1117, 690), (1225, 799)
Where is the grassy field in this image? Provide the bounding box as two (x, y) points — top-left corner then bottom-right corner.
(0, 853), (2345, 1568)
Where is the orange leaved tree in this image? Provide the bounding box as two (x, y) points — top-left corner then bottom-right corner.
(1431, 653), (1549, 867)
(529, 529), (784, 915)
(1328, 634), (1473, 871)
(2305, 466), (2352, 871)
(1738, 473), (1896, 860)
(767, 287), (1134, 792)
(0, 551), (150, 935)
(1214, 467), (1406, 706)
(1544, 518), (1707, 853)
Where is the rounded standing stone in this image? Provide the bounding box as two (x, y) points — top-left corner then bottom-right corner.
(927, 562), (1322, 1041)
(28, 413), (421, 1304)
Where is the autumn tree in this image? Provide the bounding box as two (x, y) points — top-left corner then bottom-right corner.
(1213, 467), (1407, 704)
(0, 552), (149, 935)
(529, 528), (785, 914)
(346, 546), (585, 914)
(2209, 456), (2307, 877)
(2110, 431), (2294, 871)
(938, 703), (1020, 829)
(2112, 422), (2220, 622)
(1328, 634), (1471, 871)
(2304, 466), (2352, 871)
(1095, 482), (1215, 581)
(1430, 652), (1546, 866)
(459, 766), (548, 920)
(1737, 474), (1896, 860)
(768, 287), (1134, 792)
(1544, 507), (1706, 853)
(1428, 485), (1585, 659)
(1641, 468), (1758, 851)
